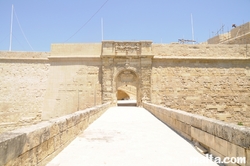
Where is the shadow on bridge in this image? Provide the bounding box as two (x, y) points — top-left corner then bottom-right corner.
(117, 100), (137, 106)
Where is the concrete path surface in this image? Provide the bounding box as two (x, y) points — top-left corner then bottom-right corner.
(47, 107), (218, 166)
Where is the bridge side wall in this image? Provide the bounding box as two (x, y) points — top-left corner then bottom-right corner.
(143, 102), (250, 166)
(0, 103), (110, 166)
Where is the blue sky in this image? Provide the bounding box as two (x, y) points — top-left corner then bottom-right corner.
(0, 0), (249, 52)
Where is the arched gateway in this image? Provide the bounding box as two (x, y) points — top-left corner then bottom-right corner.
(101, 41), (154, 106)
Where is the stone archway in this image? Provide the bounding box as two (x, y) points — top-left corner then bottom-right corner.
(101, 41), (154, 106)
(115, 69), (139, 106)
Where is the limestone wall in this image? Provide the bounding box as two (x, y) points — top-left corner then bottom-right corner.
(51, 43), (101, 57)
(151, 58), (250, 126)
(0, 103), (110, 166)
(143, 102), (250, 166)
(0, 49), (103, 133)
(0, 52), (50, 134)
(152, 44), (249, 57)
(42, 57), (103, 120)
(0, 51), (49, 59)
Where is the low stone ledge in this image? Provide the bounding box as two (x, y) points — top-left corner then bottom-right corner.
(0, 132), (26, 166)
(143, 102), (250, 166)
(0, 102), (110, 166)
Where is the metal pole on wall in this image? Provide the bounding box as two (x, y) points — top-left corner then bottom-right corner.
(191, 13), (195, 44)
(101, 18), (104, 41)
(9, 5), (14, 51)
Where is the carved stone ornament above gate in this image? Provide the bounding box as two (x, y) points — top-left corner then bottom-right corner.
(117, 70), (136, 83)
(101, 41), (152, 57)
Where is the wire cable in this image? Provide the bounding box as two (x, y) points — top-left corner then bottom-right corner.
(13, 6), (34, 51)
(0, 34), (9, 45)
(12, 33), (26, 50)
(64, 0), (109, 42)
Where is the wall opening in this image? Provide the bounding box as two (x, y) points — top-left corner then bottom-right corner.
(115, 69), (138, 106)
(117, 85), (137, 106)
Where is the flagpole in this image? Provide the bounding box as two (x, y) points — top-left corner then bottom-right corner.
(101, 18), (104, 41)
(191, 13), (195, 44)
(9, 4), (14, 51)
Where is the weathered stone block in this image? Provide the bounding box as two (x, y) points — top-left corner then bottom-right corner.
(20, 147), (37, 166)
(230, 126), (250, 148)
(67, 127), (74, 140)
(48, 122), (60, 138)
(227, 142), (246, 165)
(53, 134), (61, 151)
(213, 121), (231, 141)
(191, 127), (205, 144)
(12, 122), (51, 152)
(216, 113), (231, 121)
(47, 138), (55, 155)
(190, 115), (202, 129)
(65, 115), (74, 128)
(72, 112), (82, 125)
(214, 136), (228, 156)
(60, 130), (69, 145)
(0, 132), (26, 166)
(201, 118), (217, 134)
(181, 122), (191, 136)
(203, 131), (214, 149)
(5, 157), (21, 166)
(246, 149), (250, 166)
(51, 117), (67, 133)
(36, 141), (48, 163)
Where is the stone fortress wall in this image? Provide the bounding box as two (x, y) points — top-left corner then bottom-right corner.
(42, 43), (103, 120)
(0, 46), (104, 134)
(151, 44), (250, 126)
(0, 52), (50, 133)
(0, 42), (249, 134)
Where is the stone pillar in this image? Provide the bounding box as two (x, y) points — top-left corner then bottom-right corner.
(101, 57), (114, 104)
(140, 57), (152, 103)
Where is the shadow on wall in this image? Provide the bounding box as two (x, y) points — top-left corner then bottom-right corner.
(117, 89), (130, 100)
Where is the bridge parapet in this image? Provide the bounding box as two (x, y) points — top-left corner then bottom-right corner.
(0, 103), (110, 166)
(143, 102), (250, 166)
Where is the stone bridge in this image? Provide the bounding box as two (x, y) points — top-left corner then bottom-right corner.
(0, 103), (249, 166)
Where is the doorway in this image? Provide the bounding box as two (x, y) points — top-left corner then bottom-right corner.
(115, 69), (139, 106)
(117, 85), (137, 106)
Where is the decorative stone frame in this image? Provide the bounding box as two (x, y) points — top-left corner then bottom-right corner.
(101, 41), (154, 106)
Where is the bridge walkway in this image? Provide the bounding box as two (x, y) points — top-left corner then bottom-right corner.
(47, 106), (218, 166)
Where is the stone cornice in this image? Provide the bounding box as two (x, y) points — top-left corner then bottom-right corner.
(48, 56), (101, 61)
(153, 56), (250, 61)
(0, 57), (49, 61)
